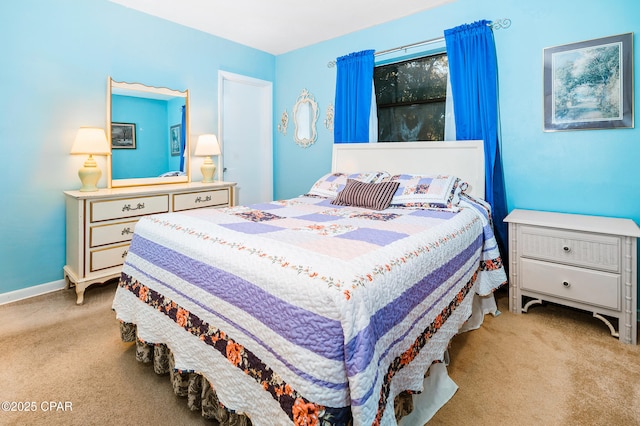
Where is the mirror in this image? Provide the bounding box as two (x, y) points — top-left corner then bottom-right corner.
(107, 77), (190, 187)
(292, 89), (319, 148)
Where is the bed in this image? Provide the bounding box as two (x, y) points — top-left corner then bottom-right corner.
(112, 141), (507, 425)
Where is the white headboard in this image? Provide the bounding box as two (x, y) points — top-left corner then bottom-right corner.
(332, 141), (485, 198)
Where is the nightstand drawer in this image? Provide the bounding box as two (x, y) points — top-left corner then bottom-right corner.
(90, 195), (169, 222)
(173, 189), (230, 211)
(520, 225), (620, 273)
(521, 258), (620, 310)
(90, 220), (137, 247)
(90, 244), (130, 272)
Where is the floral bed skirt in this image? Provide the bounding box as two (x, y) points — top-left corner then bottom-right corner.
(120, 322), (417, 424)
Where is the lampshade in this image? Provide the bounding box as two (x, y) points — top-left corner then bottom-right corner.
(70, 127), (110, 155)
(194, 134), (221, 156)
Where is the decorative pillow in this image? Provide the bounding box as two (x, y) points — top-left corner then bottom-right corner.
(330, 179), (400, 210)
(389, 174), (465, 209)
(360, 171), (391, 184)
(307, 171), (390, 198)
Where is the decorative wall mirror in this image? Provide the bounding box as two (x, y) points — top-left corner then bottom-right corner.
(292, 89), (319, 148)
(107, 77), (190, 187)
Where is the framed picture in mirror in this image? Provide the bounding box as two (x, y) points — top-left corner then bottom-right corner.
(170, 124), (181, 156)
(111, 122), (136, 149)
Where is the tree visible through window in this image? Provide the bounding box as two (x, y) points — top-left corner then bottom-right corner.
(374, 53), (448, 142)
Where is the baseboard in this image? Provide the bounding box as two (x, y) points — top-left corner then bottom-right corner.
(0, 279), (67, 306)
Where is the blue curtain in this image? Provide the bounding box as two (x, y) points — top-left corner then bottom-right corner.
(334, 49), (375, 143)
(445, 20), (508, 262)
(179, 105), (186, 172)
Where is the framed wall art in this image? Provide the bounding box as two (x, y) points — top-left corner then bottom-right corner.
(543, 33), (633, 131)
(111, 122), (136, 149)
(170, 124), (181, 156)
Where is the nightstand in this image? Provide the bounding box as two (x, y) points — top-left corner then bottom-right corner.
(505, 209), (640, 344)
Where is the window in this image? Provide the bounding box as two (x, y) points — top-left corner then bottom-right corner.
(374, 53), (448, 142)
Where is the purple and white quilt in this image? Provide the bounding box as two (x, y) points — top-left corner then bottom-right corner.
(112, 194), (506, 425)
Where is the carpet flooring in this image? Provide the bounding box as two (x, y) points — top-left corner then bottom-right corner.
(1, 282), (638, 425)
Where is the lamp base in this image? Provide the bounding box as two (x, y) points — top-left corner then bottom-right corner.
(78, 155), (102, 192)
(201, 157), (216, 183)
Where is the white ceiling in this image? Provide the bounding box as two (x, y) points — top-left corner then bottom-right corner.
(109, 0), (455, 55)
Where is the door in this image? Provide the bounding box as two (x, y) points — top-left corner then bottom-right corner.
(218, 71), (273, 206)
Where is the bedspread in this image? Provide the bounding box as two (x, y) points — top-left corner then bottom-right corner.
(112, 195), (506, 425)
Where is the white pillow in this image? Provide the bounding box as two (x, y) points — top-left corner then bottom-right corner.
(307, 171), (390, 198)
(388, 174), (467, 209)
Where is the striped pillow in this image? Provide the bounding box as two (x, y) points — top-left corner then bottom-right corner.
(330, 179), (400, 210)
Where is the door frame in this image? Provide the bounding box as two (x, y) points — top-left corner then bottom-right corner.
(217, 71), (273, 204)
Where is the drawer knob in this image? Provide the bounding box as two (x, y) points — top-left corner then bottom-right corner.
(562, 245), (571, 253)
(562, 281), (571, 288)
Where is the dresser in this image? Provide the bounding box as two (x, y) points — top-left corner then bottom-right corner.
(505, 209), (640, 344)
(64, 181), (235, 304)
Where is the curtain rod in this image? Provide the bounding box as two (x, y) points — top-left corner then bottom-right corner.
(327, 18), (511, 68)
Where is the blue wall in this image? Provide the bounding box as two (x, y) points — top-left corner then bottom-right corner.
(0, 0), (274, 294)
(1, 0), (639, 301)
(112, 95), (169, 179)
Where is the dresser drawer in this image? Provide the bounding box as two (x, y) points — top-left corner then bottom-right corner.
(520, 225), (620, 273)
(173, 189), (229, 211)
(90, 244), (130, 272)
(90, 220), (137, 247)
(520, 258), (620, 310)
(90, 195), (169, 222)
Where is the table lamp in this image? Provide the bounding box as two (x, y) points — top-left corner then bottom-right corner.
(70, 127), (110, 192)
(194, 134), (221, 183)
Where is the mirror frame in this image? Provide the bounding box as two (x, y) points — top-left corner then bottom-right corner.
(292, 89), (319, 148)
(107, 77), (190, 188)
